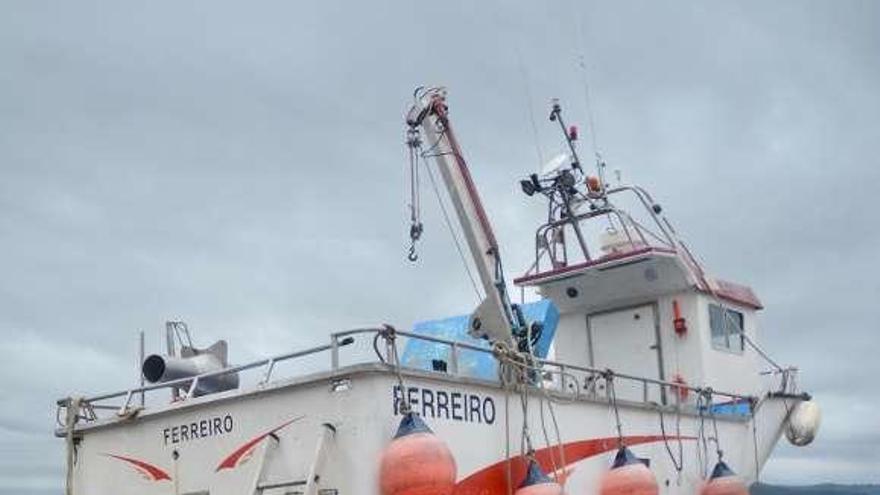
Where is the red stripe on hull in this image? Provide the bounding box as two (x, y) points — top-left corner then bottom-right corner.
(104, 454), (171, 482)
(215, 415), (304, 471)
(454, 435), (688, 494)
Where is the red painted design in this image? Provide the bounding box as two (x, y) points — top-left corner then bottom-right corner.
(104, 454), (171, 482)
(453, 435), (691, 494)
(215, 415), (304, 472)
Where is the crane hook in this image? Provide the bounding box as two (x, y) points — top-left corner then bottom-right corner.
(407, 222), (423, 263)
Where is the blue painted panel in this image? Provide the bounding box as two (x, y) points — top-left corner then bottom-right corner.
(703, 400), (752, 417)
(401, 300), (559, 381)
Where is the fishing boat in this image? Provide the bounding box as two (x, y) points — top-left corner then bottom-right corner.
(56, 87), (820, 495)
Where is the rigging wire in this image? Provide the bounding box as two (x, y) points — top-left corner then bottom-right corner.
(515, 47), (545, 169)
(486, 0), (544, 172)
(422, 156), (484, 303)
(577, 54), (602, 166)
(605, 372), (625, 447)
(569, 0), (602, 161)
(406, 129), (423, 262)
(404, 120), (483, 303)
(569, 0), (608, 189)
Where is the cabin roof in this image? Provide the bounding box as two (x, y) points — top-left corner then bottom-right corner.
(703, 278), (763, 310)
(514, 246), (763, 312)
(513, 246), (676, 286)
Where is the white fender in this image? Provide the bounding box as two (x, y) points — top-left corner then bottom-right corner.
(785, 400), (821, 446)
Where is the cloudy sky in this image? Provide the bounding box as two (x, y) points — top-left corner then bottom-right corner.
(2, 1), (878, 492)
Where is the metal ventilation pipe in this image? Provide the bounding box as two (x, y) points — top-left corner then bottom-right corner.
(142, 344), (239, 397)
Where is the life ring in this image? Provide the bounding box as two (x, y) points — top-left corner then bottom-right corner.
(671, 374), (689, 402)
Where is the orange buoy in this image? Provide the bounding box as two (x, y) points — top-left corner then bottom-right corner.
(700, 461), (748, 495)
(599, 447), (658, 495)
(515, 459), (564, 495)
(379, 413), (457, 495)
(586, 176), (602, 193)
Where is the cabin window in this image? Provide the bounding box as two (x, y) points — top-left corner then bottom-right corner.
(709, 304), (744, 353)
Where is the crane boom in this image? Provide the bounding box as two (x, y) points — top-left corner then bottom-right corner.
(406, 88), (517, 345)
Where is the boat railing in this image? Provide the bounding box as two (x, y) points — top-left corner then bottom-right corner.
(523, 185), (708, 288)
(56, 326), (776, 430)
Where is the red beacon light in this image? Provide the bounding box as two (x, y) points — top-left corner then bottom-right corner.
(568, 125), (578, 141)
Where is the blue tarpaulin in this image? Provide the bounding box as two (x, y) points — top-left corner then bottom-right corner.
(401, 300), (559, 381)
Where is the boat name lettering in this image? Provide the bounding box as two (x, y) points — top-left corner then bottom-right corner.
(393, 385), (496, 425)
(163, 414), (234, 445)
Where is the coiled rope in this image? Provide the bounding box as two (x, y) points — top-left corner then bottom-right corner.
(494, 340), (576, 491)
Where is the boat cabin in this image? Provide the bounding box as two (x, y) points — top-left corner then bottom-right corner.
(512, 185), (765, 404)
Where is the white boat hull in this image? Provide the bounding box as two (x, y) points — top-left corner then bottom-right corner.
(65, 364), (794, 495)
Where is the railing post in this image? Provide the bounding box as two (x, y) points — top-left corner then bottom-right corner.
(262, 359), (276, 385)
(139, 331), (145, 408)
(186, 377), (199, 399)
(118, 391), (133, 416)
(449, 343), (459, 375)
(559, 364), (568, 393)
(330, 335), (339, 371)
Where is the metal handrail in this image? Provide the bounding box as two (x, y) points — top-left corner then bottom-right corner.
(524, 185), (709, 283)
(57, 326), (763, 426)
(56, 333), (361, 407)
(384, 328), (754, 403)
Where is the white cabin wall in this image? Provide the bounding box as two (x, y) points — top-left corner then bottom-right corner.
(553, 312), (590, 368)
(655, 293), (707, 401)
(695, 296), (762, 396)
(587, 304), (666, 403)
(549, 291), (763, 401)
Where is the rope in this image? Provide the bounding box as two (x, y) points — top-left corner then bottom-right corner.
(375, 325), (412, 415)
(493, 340), (576, 490)
(695, 387), (728, 478)
(537, 394), (558, 477)
(519, 374), (534, 456)
(708, 392), (724, 462)
(751, 399), (761, 481)
(540, 392), (567, 486)
(655, 398), (685, 482)
(604, 371), (624, 447)
(696, 391), (710, 477)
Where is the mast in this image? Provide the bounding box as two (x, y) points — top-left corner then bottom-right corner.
(406, 88), (518, 345)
